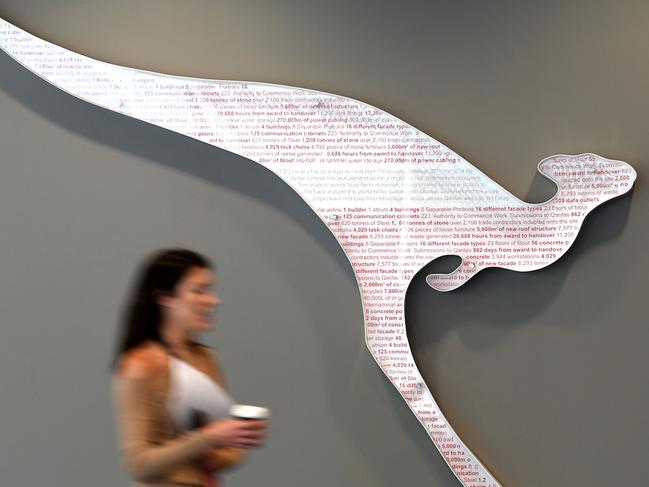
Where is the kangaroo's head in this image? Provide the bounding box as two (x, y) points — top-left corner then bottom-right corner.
(539, 153), (636, 202)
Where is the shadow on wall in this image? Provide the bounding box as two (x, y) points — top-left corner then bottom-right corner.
(1, 44), (637, 486)
(405, 187), (634, 485)
(407, 182), (634, 363)
(0, 50), (352, 277)
(0, 48), (462, 485)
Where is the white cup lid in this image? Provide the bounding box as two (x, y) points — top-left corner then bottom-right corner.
(230, 404), (271, 420)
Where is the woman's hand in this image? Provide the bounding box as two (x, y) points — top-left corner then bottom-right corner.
(202, 419), (268, 449)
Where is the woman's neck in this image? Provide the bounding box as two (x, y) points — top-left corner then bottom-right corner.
(159, 323), (193, 358)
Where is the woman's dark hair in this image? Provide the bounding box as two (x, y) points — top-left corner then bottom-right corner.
(111, 248), (213, 370)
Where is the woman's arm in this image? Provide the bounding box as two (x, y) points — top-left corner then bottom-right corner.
(113, 354), (215, 483)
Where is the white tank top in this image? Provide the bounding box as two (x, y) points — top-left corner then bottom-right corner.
(166, 355), (234, 430)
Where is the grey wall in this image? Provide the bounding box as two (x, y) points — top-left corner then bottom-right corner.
(0, 1), (647, 486)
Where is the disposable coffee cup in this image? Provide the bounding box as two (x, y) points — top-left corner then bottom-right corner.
(230, 404), (271, 421)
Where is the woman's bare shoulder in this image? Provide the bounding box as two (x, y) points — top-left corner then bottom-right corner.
(116, 342), (167, 379)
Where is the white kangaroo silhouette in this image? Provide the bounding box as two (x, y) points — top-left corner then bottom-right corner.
(1, 18), (636, 487)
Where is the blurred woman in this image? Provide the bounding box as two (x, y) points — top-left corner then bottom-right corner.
(111, 248), (267, 487)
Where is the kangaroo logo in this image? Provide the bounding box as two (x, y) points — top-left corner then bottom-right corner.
(1, 19), (636, 487)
